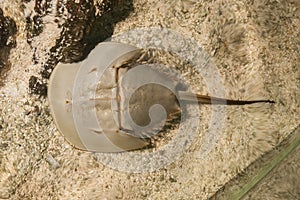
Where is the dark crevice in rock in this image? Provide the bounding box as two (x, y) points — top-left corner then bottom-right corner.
(0, 8), (17, 87)
(28, 0), (134, 96)
(29, 76), (48, 96)
(25, 0), (53, 45)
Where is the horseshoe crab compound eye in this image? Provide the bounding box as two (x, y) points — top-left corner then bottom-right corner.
(48, 42), (152, 152)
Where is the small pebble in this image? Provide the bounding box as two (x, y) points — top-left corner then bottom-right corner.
(45, 154), (60, 169)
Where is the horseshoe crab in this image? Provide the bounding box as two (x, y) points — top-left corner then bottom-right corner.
(48, 41), (274, 152)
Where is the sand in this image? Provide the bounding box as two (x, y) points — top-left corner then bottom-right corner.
(0, 0), (299, 199)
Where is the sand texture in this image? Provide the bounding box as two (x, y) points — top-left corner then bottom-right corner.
(0, 0), (299, 199)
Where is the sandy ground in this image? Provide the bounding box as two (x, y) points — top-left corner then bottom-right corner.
(0, 0), (299, 199)
(244, 136), (300, 200)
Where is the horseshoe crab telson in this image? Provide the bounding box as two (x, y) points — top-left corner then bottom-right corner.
(48, 42), (274, 152)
